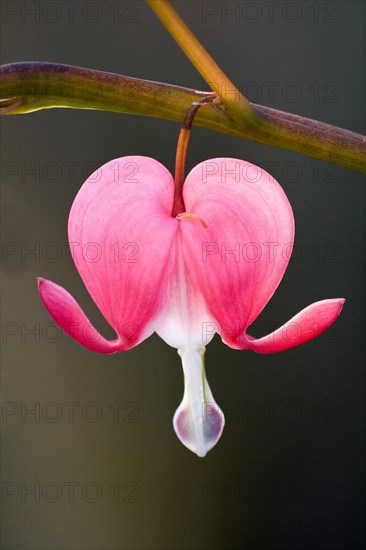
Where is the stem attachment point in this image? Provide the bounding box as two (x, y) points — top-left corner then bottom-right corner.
(172, 95), (217, 218)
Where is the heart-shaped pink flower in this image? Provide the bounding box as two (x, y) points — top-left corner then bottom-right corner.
(38, 156), (344, 457)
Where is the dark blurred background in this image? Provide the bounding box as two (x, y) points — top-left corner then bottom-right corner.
(1, 1), (365, 549)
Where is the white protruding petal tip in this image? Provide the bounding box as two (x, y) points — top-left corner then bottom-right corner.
(173, 400), (224, 457)
(173, 349), (224, 457)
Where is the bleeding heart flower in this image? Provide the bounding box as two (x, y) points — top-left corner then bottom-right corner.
(38, 156), (344, 457)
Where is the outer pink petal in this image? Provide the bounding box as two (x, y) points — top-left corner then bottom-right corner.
(180, 158), (294, 346)
(38, 278), (126, 353)
(238, 298), (345, 353)
(67, 156), (178, 346)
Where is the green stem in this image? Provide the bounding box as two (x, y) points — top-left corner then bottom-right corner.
(1, 63), (365, 173)
(147, 0), (365, 174)
(147, 0), (258, 131)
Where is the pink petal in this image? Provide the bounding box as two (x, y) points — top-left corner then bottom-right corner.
(240, 298), (345, 353)
(180, 158), (294, 347)
(38, 278), (126, 353)
(67, 156), (178, 346)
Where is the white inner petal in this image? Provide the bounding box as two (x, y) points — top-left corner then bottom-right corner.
(155, 226), (224, 457)
(155, 230), (215, 350)
(173, 348), (224, 457)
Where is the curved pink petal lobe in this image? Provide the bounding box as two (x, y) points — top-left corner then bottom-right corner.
(181, 158), (294, 347)
(38, 278), (126, 353)
(241, 298), (345, 353)
(68, 156), (178, 346)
